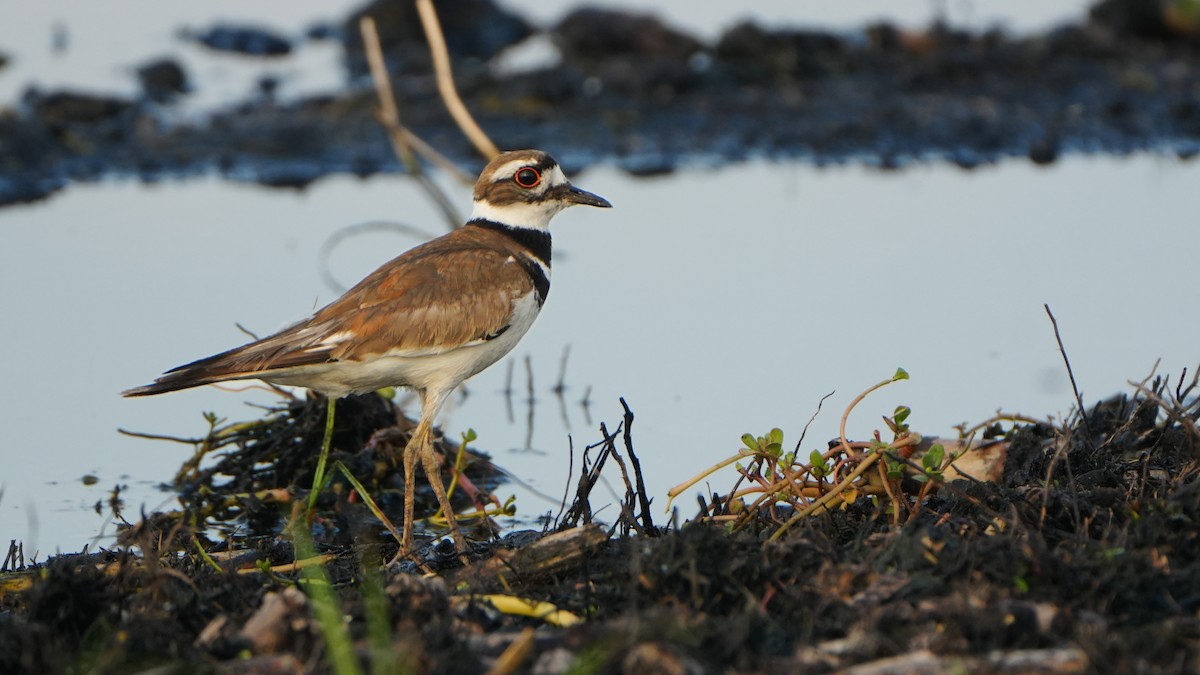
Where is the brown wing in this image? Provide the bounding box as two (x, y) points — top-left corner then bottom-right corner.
(122, 226), (539, 396)
(316, 232), (537, 360)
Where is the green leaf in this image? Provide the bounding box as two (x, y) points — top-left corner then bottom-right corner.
(893, 367), (909, 381)
(768, 428), (784, 446)
(923, 443), (945, 470)
(893, 405), (911, 426)
(809, 450), (825, 467)
(462, 428), (478, 443)
(741, 433), (758, 451)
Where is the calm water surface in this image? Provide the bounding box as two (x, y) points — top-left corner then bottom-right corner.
(3, 155), (1198, 553)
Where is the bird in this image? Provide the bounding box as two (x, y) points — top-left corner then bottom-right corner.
(123, 149), (612, 556)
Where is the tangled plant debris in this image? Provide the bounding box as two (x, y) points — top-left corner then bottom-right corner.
(2, 364), (1200, 673)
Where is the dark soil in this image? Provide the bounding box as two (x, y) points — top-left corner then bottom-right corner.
(3, 371), (1200, 673)
(2, 0), (1200, 205)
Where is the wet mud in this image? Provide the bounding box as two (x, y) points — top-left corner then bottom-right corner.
(3, 374), (1200, 673)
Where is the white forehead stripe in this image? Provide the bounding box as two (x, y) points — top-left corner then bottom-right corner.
(489, 158), (541, 181)
(488, 159), (568, 187)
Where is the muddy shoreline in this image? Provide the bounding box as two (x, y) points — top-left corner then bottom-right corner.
(4, 380), (1200, 673)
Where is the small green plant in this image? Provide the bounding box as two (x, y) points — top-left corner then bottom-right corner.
(741, 428), (784, 457)
(913, 443), (946, 483)
(666, 367), (1005, 539)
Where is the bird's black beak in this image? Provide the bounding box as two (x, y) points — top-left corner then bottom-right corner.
(566, 185), (612, 208)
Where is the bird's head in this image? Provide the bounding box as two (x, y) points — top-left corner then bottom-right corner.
(469, 149), (612, 230)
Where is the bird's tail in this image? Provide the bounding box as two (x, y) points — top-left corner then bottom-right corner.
(121, 345), (265, 397)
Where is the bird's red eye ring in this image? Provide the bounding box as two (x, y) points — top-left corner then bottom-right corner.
(514, 167), (541, 188)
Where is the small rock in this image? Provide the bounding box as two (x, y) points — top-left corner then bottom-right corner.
(136, 58), (189, 103)
(190, 24), (292, 56)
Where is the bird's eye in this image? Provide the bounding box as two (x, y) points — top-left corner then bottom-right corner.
(514, 167), (541, 188)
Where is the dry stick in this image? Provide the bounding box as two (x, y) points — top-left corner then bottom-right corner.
(1176, 364), (1200, 404)
(600, 422), (644, 536)
(563, 432), (615, 527)
(1130, 379), (1200, 448)
(1044, 304), (1095, 448)
(620, 398), (656, 532)
(359, 15), (464, 230)
(414, 0), (501, 159)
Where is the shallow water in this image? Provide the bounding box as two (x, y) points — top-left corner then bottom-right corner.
(2, 154), (1197, 553)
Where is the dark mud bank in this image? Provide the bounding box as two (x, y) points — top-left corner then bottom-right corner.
(4, 379), (1200, 673)
(3, 0), (1200, 205)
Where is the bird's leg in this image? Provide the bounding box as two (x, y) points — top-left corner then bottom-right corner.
(396, 388), (470, 561)
(306, 396), (338, 513)
(419, 437), (470, 554)
(400, 414), (427, 556)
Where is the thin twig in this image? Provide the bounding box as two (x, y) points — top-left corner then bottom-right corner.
(959, 412), (1045, 440)
(795, 390), (834, 455)
(414, 0), (500, 159)
(117, 429), (206, 444)
(1044, 304), (1094, 447)
(553, 436), (576, 529)
(1129, 379), (1200, 449)
(359, 15), (463, 230)
(561, 429), (618, 528)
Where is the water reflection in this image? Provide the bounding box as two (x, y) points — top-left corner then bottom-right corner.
(2, 155), (1198, 552)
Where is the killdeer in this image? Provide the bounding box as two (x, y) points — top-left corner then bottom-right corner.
(124, 149), (611, 556)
